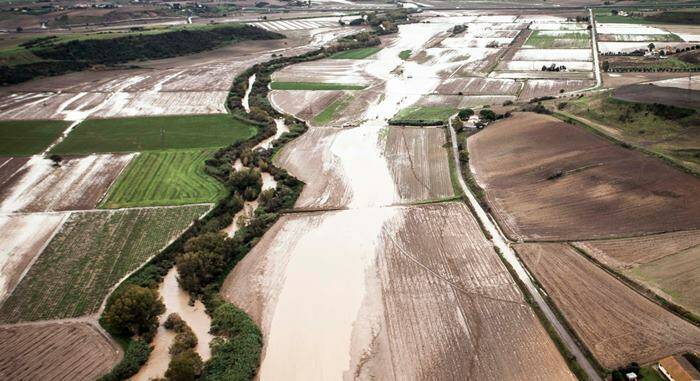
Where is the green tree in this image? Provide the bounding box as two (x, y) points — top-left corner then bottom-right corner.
(458, 108), (474, 120)
(103, 285), (164, 341)
(176, 250), (225, 294)
(165, 350), (203, 381)
(479, 109), (497, 122)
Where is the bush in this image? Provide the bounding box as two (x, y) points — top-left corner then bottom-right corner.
(165, 350), (203, 381)
(479, 109), (497, 122)
(176, 250), (226, 294)
(98, 338), (152, 381)
(102, 285), (165, 341)
(228, 168), (262, 201)
(203, 303), (262, 381)
(458, 108), (474, 120)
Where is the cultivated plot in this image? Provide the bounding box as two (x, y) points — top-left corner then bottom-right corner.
(516, 242), (700, 369)
(101, 150), (226, 208)
(0, 205), (209, 323)
(467, 112), (700, 240)
(0, 321), (121, 381)
(51, 114), (257, 155)
(0, 120), (69, 156)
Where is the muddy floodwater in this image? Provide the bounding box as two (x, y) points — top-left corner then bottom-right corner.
(131, 268), (212, 381)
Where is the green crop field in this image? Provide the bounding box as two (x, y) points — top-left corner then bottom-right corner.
(0, 120), (69, 156)
(312, 96), (352, 125)
(50, 114), (257, 154)
(525, 31), (590, 48)
(392, 106), (457, 123)
(330, 47), (382, 59)
(0, 205), (210, 323)
(270, 81), (366, 90)
(101, 150), (226, 208)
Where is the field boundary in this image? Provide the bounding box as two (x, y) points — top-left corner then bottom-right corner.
(569, 243), (700, 329)
(512, 244), (609, 376)
(552, 111), (700, 178)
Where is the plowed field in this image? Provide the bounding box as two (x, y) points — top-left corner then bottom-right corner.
(516, 242), (700, 369)
(467, 112), (700, 240)
(0, 321), (121, 381)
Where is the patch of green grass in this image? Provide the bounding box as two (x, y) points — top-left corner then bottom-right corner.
(399, 49), (412, 60)
(639, 366), (666, 381)
(270, 82), (366, 91)
(0, 205), (210, 323)
(51, 114), (257, 154)
(525, 31), (590, 48)
(393, 106), (457, 123)
(0, 120), (69, 156)
(330, 47), (382, 59)
(594, 9), (700, 25)
(312, 96), (352, 125)
(101, 150), (226, 208)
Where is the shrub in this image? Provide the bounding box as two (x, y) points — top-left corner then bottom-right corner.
(479, 109), (497, 122)
(165, 349), (203, 381)
(176, 250), (226, 294)
(458, 108), (474, 120)
(98, 338), (152, 381)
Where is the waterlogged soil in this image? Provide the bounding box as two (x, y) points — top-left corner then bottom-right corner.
(223, 19), (578, 381)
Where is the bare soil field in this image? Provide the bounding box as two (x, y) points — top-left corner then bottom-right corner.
(271, 58), (376, 85)
(0, 321), (121, 381)
(516, 242), (700, 369)
(0, 154), (134, 213)
(602, 72), (693, 88)
(222, 202), (576, 380)
(518, 79), (594, 100)
(467, 112), (700, 241)
(0, 213), (67, 303)
(490, 70), (594, 80)
(613, 84), (700, 109)
(435, 78), (519, 95)
(0, 157), (28, 185)
(573, 230), (700, 315)
(413, 94), (516, 109)
(574, 230), (700, 268)
(651, 75), (700, 91)
(384, 127), (453, 202)
(269, 89), (345, 122)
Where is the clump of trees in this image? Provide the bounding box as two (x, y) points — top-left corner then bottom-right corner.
(102, 284), (165, 342)
(541, 63), (567, 72)
(458, 108), (474, 120)
(228, 168), (262, 201)
(163, 313), (203, 381)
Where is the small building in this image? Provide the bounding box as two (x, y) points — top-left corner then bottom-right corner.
(658, 355), (700, 381)
(625, 372), (637, 381)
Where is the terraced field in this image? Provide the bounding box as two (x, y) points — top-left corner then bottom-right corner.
(50, 114), (257, 154)
(101, 150), (225, 208)
(0, 205), (209, 323)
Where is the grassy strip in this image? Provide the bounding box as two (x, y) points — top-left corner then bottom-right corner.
(330, 47), (382, 59)
(100, 150), (227, 208)
(552, 111), (700, 178)
(525, 31), (590, 49)
(569, 243), (700, 328)
(399, 49), (412, 60)
(0, 120), (70, 156)
(512, 245), (609, 377)
(51, 114), (257, 155)
(493, 246), (591, 381)
(270, 81), (366, 91)
(390, 106), (456, 125)
(312, 95), (352, 125)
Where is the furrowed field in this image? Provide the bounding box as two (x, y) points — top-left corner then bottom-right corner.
(101, 150), (225, 208)
(50, 114), (257, 154)
(0, 204), (209, 323)
(0, 120), (69, 156)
